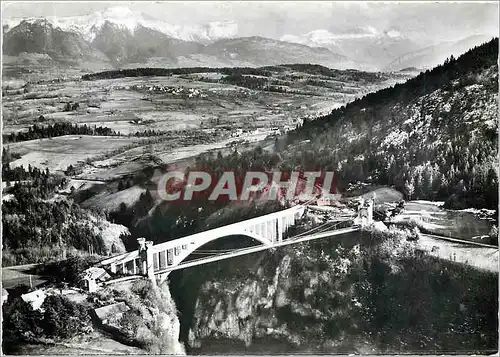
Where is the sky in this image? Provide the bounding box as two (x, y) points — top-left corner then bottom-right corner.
(2, 1), (499, 44)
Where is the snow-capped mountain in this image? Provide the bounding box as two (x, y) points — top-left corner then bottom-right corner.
(2, 10), (356, 70)
(89, 20), (205, 66)
(4, 6), (239, 44)
(3, 19), (108, 63)
(281, 27), (419, 70)
(3, 8), (416, 70)
(281, 27), (385, 45)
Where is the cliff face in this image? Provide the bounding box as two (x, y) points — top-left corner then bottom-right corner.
(187, 230), (396, 352)
(148, 282), (186, 355)
(93, 279), (185, 354)
(182, 228), (498, 354)
(188, 247), (367, 352)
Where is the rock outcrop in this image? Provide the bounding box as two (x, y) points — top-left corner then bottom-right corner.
(187, 232), (369, 352)
(185, 227), (498, 353)
(93, 279), (185, 354)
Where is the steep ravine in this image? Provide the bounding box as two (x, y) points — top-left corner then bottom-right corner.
(168, 228), (498, 354)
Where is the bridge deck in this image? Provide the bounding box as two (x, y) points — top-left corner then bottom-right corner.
(153, 225), (361, 275)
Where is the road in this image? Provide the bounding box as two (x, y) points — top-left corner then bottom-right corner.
(416, 234), (498, 273)
(2, 263), (47, 289)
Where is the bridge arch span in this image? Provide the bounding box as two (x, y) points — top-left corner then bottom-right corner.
(149, 214), (291, 273)
(102, 205), (305, 278)
(158, 232), (270, 269)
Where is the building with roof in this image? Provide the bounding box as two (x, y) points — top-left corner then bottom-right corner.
(93, 302), (130, 326)
(2, 288), (9, 305)
(21, 289), (47, 310)
(80, 267), (111, 293)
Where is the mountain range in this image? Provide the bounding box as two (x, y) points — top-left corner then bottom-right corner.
(2, 13), (357, 70)
(2, 6), (494, 71)
(384, 34), (494, 71)
(281, 27), (419, 71)
(3, 7), (239, 44)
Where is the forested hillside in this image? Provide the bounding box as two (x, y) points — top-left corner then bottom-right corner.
(1, 176), (106, 266)
(1, 162), (113, 266)
(286, 38), (498, 209)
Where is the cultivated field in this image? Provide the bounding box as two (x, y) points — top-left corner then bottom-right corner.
(7, 135), (141, 171)
(3, 65), (413, 208)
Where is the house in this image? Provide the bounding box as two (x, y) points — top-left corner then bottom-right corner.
(232, 128), (244, 137)
(93, 302), (130, 326)
(21, 289), (47, 310)
(2, 288), (8, 305)
(80, 267), (111, 293)
(315, 186), (343, 206)
(317, 193), (342, 207)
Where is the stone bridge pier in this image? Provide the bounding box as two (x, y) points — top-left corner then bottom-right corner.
(354, 198), (374, 226)
(137, 238), (157, 286)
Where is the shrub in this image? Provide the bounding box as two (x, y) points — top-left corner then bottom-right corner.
(2, 295), (92, 351)
(119, 310), (144, 338)
(36, 254), (101, 286)
(131, 279), (160, 303)
(2, 298), (43, 346)
(41, 295), (92, 339)
(354, 243), (498, 352)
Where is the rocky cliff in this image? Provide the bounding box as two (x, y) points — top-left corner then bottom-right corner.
(92, 279), (185, 354)
(175, 227), (497, 354)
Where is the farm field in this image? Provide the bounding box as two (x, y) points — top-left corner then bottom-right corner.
(7, 135), (142, 172)
(3, 73), (408, 135)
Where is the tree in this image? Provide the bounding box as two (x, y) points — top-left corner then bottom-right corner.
(432, 172), (443, 196)
(405, 177), (415, 200)
(2, 298), (43, 345)
(421, 168), (432, 199)
(41, 295), (91, 339)
(119, 310), (143, 338)
(65, 165), (75, 176)
(274, 137), (281, 153)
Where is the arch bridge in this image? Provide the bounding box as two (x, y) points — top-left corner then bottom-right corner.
(99, 200), (374, 285)
(99, 205), (309, 283)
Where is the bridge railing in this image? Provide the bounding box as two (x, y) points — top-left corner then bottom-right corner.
(152, 204), (304, 252)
